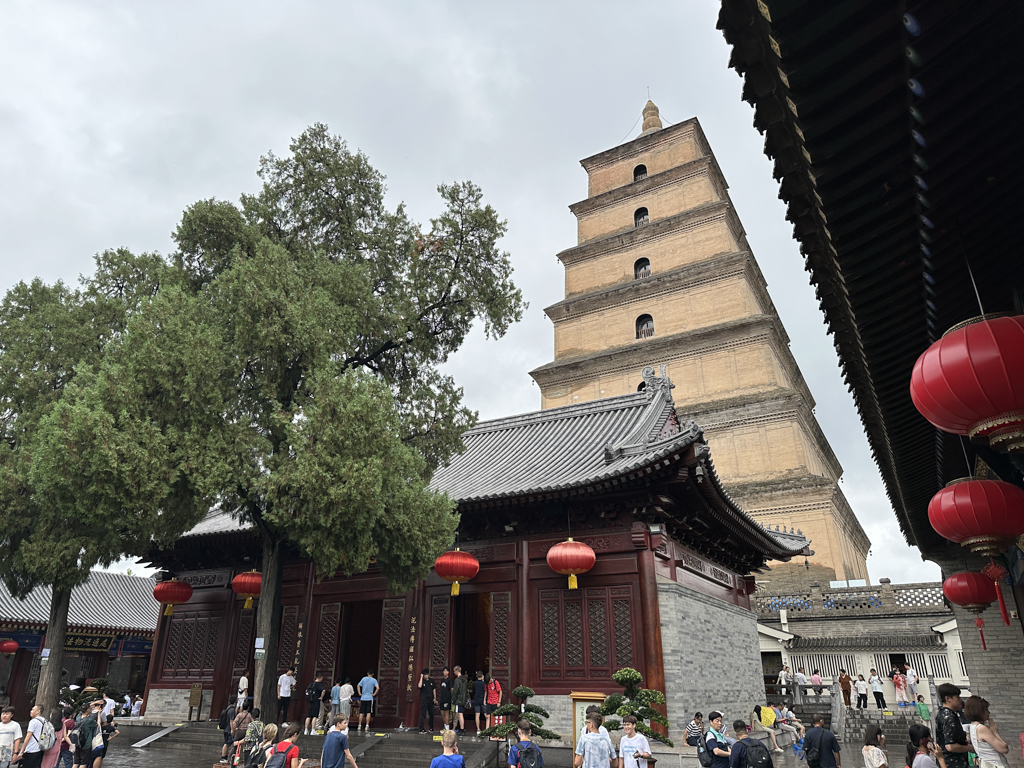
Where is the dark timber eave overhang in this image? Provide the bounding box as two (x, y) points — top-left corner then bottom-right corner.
(717, 0), (1024, 552)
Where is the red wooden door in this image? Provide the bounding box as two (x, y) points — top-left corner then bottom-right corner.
(489, 591), (513, 702)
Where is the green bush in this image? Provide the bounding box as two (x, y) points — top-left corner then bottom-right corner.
(478, 685), (562, 741)
(600, 667), (672, 747)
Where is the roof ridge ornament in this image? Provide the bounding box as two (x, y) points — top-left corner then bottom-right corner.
(641, 365), (675, 400)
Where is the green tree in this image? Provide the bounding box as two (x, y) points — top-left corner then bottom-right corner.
(479, 685), (561, 741)
(601, 667), (673, 746)
(146, 124), (524, 710)
(0, 250), (207, 717)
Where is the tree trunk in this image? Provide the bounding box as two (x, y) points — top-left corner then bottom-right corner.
(254, 534), (283, 715)
(37, 585), (72, 720)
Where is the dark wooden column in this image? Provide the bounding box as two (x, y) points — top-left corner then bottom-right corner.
(518, 540), (532, 691)
(636, 527), (667, 736)
(140, 614), (166, 717)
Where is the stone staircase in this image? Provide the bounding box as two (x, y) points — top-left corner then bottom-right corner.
(139, 722), (496, 768)
(843, 708), (923, 745)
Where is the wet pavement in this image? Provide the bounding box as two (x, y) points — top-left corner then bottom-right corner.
(97, 730), (834, 768)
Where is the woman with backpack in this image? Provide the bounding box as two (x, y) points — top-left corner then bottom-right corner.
(244, 723), (278, 768)
(266, 723), (306, 768)
(40, 712), (66, 768)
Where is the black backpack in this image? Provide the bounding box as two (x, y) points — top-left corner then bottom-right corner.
(805, 729), (823, 768)
(306, 682), (319, 703)
(220, 705), (236, 731)
(265, 746), (291, 768)
(517, 743), (543, 768)
(744, 738), (773, 768)
(697, 735), (714, 768)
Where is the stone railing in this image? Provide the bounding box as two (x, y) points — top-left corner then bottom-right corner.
(755, 579), (947, 618)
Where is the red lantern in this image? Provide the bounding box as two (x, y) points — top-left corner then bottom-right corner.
(153, 579), (193, 616)
(546, 538), (596, 590)
(910, 315), (1024, 452)
(0, 640), (18, 656)
(943, 571), (997, 650)
(232, 571), (262, 609)
(434, 549), (480, 596)
(927, 478), (1024, 556)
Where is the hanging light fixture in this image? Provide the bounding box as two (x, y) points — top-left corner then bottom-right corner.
(910, 315), (1024, 452)
(546, 538), (596, 590)
(231, 571), (263, 609)
(152, 578), (193, 616)
(942, 572), (997, 650)
(927, 477), (1024, 556)
(434, 549), (480, 596)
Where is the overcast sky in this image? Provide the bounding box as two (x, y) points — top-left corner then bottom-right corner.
(0, 1), (939, 584)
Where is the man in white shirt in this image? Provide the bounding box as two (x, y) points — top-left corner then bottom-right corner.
(123, 693), (132, 713)
(278, 667), (297, 723)
(905, 667), (919, 698)
(618, 715), (652, 768)
(102, 694), (116, 718)
(0, 706), (23, 767)
(16, 705), (45, 768)
(794, 668), (809, 695)
(237, 670), (250, 709)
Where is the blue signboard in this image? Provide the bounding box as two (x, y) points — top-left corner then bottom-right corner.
(0, 632), (43, 652)
(120, 639), (153, 655)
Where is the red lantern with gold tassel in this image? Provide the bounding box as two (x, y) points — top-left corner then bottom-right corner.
(232, 571), (262, 609)
(943, 572), (997, 649)
(927, 478), (1024, 556)
(910, 315), (1024, 452)
(434, 549), (480, 596)
(546, 538), (596, 590)
(0, 640), (18, 656)
(153, 578), (193, 616)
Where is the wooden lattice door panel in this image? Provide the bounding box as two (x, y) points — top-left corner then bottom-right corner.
(277, 605), (300, 671)
(428, 594), (451, 678)
(539, 585), (636, 681)
(233, 612), (253, 678)
(490, 591), (512, 698)
(315, 603), (342, 683)
(376, 598), (406, 717)
(160, 609), (223, 680)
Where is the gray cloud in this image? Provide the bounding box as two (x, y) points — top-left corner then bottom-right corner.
(0, 1), (939, 584)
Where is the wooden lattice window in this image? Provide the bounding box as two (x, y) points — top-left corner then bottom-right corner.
(539, 585), (636, 680)
(634, 207), (649, 227)
(633, 164), (648, 181)
(160, 609), (223, 680)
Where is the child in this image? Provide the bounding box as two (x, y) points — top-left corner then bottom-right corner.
(430, 730), (465, 768)
(894, 670), (909, 705)
(854, 675), (869, 709)
(915, 695), (930, 723)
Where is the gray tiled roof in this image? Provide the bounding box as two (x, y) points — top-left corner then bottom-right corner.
(430, 389), (683, 502)
(788, 633), (943, 650)
(176, 371), (808, 558)
(0, 571), (159, 632)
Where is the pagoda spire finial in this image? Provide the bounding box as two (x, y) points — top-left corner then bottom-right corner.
(642, 100), (663, 133)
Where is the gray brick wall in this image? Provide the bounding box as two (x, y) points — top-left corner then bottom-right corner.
(532, 694), (574, 746)
(933, 555), (1024, 768)
(145, 685), (212, 720)
(659, 579), (766, 735)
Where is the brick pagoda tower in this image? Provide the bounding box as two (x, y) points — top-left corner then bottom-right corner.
(530, 102), (870, 585)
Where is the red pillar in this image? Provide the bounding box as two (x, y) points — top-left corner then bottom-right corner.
(637, 541), (667, 736)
